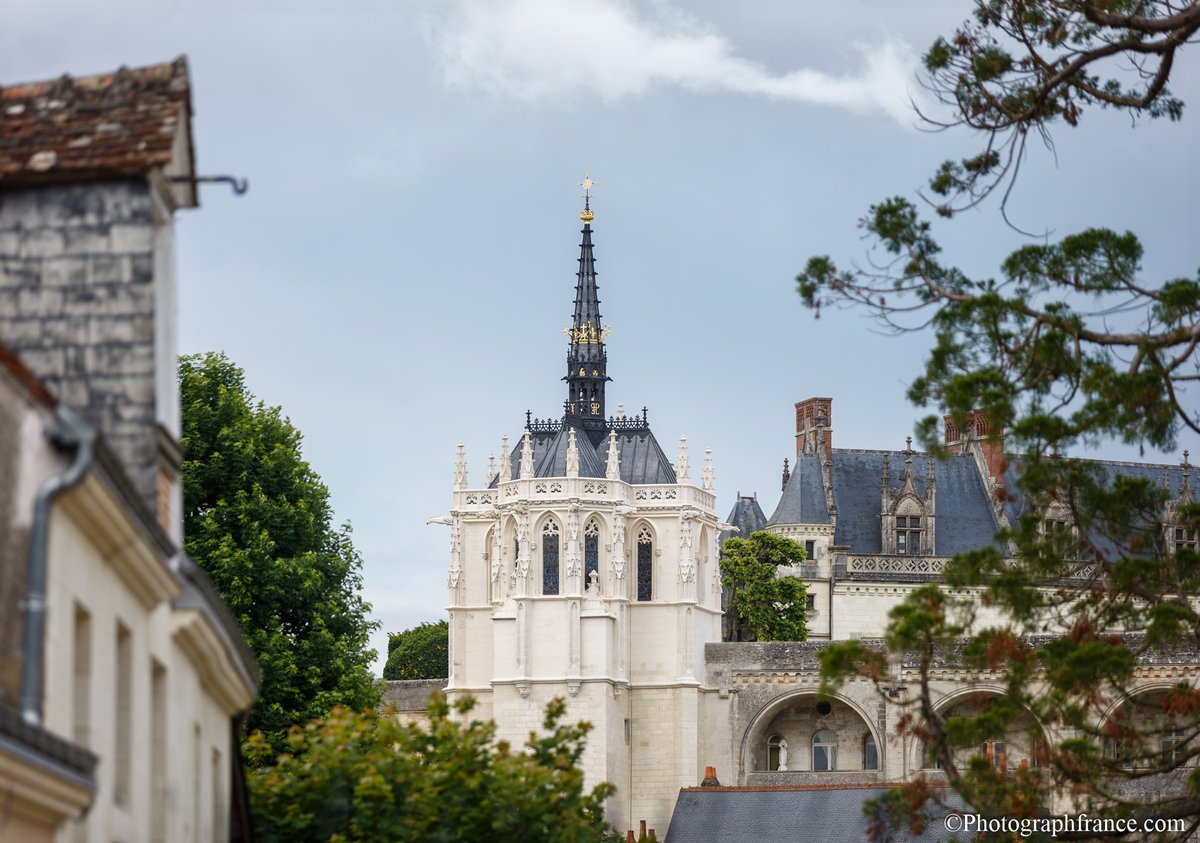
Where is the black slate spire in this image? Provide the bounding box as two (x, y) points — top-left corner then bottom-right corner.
(564, 181), (611, 438)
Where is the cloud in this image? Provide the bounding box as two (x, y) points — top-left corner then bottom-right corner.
(427, 0), (922, 124)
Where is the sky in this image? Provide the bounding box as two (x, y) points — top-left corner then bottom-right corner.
(4, 0), (1197, 673)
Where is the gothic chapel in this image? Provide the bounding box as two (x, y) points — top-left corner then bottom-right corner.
(444, 184), (726, 831)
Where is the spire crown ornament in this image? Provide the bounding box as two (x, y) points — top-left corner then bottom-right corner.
(703, 447), (715, 492)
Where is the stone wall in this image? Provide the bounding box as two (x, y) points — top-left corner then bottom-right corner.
(0, 181), (166, 518)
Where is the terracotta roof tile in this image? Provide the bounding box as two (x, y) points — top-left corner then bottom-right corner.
(0, 57), (193, 187)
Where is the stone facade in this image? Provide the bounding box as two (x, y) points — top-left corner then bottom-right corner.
(0, 182), (180, 541)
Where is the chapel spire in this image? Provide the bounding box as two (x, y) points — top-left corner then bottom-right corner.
(563, 174), (611, 435)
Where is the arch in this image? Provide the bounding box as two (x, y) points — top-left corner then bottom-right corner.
(540, 517), (561, 595)
(634, 521), (654, 602)
(739, 689), (882, 778)
(1098, 683), (1195, 770)
(914, 688), (1050, 773)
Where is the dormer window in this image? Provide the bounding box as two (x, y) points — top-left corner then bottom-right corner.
(880, 445), (936, 556)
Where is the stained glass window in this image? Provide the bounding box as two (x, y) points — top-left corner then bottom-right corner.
(636, 525), (653, 602)
(542, 521), (560, 595)
(584, 518), (600, 585)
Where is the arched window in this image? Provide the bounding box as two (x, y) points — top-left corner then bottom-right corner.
(584, 518), (601, 586)
(812, 729), (837, 772)
(636, 525), (653, 602)
(767, 735), (786, 771)
(542, 521), (561, 595)
(863, 733), (878, 770)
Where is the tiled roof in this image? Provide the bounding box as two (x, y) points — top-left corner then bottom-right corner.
(0, 57), (194, 197)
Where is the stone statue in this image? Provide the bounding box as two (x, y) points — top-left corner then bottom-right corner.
(777, 738), (788, 772)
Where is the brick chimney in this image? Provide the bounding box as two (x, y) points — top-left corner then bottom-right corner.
(944, 409), (1005, 490)
(795, 396), (832, 464)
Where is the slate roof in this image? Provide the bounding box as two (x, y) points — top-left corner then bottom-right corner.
(721, 495), (767, 543)
(767, 447), (1193, 558)
(665, 786), (964, 843)
(490, 423), (677, 485)
(0, 57), (195, 197)
(767, 450), (999, 555)
(765, 453), (829, 527)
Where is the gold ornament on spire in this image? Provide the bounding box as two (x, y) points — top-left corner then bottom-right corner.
(578, 173), (596, 222)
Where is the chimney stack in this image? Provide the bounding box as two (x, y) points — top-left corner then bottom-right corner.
(945, 409), (1005, 490)
(795, 397), (833, 464)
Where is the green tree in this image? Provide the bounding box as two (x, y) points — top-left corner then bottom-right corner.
(245, 694), (616, 843)
(180, 352), (380, 749)
(918, 0), (1199, 216)
(384, 619), (449, 680)
(797, 1), (1199, 837)
(719, 531), (808, 642)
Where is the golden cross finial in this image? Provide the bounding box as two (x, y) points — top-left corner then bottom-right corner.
(578, 173), (596, 222)
(578, 174), (596, 200)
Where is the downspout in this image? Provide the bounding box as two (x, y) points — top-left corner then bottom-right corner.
(21, 406), (97, 726)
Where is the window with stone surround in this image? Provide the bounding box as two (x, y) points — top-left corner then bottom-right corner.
(542, 520), (561, 595)
(863, 733), (878, 770)
(812, 729), (838, 771)
(584, 518), (600, 585)
(636, 525), (653, 601)
(895, 515), (922, 555)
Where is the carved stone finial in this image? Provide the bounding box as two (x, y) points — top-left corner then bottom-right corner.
(703, 447), (715, 492)
(566, 427), (580, 477)
(617, 402), (625, 420)
(677, 435), (690, 482)
(606, 428), (621, 480)
(905, 435), (913, 454)
(454, 444), (468, 490)
(519, 429), (535, 480)
(781, 457), (791, 492)
(485, 452), (497, 486)
(499, 434), (511, 481)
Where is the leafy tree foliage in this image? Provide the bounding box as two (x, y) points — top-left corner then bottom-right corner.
(384, 619), (449, 680)
(919, 0), (1199, 215)
(245, 694), (615, 843)
(805, 202), (1200, 837)
(180, 352), (379, 749)
(720, 531), (808, 642)
(797, 1), (1199, 838)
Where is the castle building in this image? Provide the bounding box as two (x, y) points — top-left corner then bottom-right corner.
(442, 190), (1198, 840)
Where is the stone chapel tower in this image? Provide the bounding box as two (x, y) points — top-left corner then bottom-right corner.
(443, 182), (724, 832)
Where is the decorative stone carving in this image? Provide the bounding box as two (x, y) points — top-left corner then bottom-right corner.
(702, 447), (714, 491)
(605, 428), (621, 480)
(677, 435), (690, 482)
(499, 434), (511, 481)
(566, 427), (580, 477)
(453, 444), (467, 490)
(519, 428), (535, 480)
